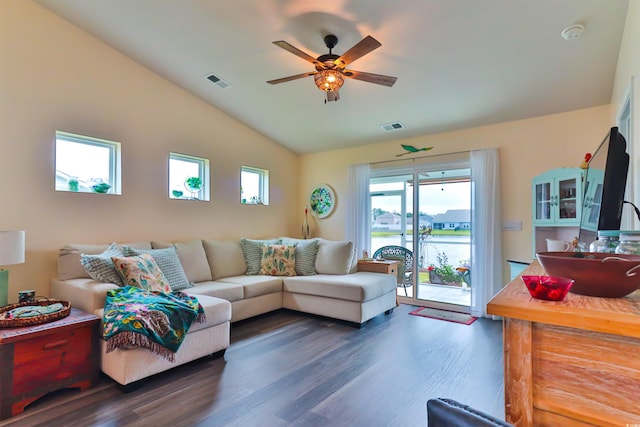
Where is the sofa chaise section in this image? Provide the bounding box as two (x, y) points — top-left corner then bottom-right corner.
(283, 272), (396, 324)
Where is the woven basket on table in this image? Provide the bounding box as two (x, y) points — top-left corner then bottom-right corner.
(0, 299), (71, 328)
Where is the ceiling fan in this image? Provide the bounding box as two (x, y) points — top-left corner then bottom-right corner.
(267, 34), (397, 103)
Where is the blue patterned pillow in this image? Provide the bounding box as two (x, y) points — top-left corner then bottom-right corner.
(240, 238), (280, 275)
(123, 246), (192, 291)
(80, 242), (124, 285)
(280, 238), (319, 276)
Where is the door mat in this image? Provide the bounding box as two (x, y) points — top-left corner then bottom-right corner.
(409, 307), (477, 325)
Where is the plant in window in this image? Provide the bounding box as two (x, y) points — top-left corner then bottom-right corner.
(67, 177), (79, 192)
(184, 176), (202, 199)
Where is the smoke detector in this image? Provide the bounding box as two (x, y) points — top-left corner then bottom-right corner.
(561, 24), (584, 40)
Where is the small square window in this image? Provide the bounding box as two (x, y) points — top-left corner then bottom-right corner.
(169, 153), (210, 201)
(241, 166), (269, 205)
(55, 131), (121, 194)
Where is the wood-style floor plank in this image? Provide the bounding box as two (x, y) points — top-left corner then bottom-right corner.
(0, 304), (504, 427)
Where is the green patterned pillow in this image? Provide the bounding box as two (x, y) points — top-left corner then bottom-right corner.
(240, 238), (280, 275)
(112, 254), (172, 293)
(259, 244), (296, 276)
(279, 238), (319, 276)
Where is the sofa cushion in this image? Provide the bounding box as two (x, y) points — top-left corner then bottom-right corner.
(59, 242), (152, 280)
(217, 275), (283, 298)
(187, 281), (244, 302)
(279, 238), (319, 276)
(283, 272), (395, 302)
(80, 243), (125, 286)
(259, 244), (296, 276)
(152, 240), (212, 283)
(123, 246), (192, 291)
(112, 254), (172, 293)
(314, 239), (355, 275)
(202, 240), (247, 280)
(240, 238), (280, 275)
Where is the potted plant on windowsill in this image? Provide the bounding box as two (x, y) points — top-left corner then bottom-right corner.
(184, 176), (202, 199)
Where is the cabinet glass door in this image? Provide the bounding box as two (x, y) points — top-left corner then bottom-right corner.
(534, 181), (552, 221)
(558, 177), (578, 220)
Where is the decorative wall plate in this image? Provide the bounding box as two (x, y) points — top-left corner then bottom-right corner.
(309, 184), (335, 219)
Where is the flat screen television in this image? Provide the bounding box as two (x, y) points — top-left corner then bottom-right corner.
(578, 127), (629, 247)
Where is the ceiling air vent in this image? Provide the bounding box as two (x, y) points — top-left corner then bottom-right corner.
(381, 122), (404, 132)
(206, 73), (231, 89)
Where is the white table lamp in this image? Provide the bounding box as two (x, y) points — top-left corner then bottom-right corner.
(0, 230), (26, 307)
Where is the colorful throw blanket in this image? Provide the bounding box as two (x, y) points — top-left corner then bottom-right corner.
(103, 286), (205, 362)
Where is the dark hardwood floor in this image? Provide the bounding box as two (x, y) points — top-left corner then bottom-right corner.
(0, 304), (504, 427)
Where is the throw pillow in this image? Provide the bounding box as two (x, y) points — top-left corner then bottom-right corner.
(123, 246), (192, 291)
(315, 239), (355, 275)
(111, 254), (172, 293)
(259, 244), (296, 276)
(80, 242), (125, 285)
(279, 238), (319, 276)
(240, 238), (280, 275)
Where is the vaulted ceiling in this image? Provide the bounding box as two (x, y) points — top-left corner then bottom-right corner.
(35, 0), (629, 154)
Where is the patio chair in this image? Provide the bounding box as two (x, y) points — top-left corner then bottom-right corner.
(372, 245), (413, 296)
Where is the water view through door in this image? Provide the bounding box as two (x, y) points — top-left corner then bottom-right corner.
(370, 169), (472, 312)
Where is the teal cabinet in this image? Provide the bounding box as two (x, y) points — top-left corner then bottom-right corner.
(532, 168), (585, 255)
(532, 168), (585, 226)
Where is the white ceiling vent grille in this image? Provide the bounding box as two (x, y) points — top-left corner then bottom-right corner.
(381, 122), (404, 132)
(206, 73), (231, 89)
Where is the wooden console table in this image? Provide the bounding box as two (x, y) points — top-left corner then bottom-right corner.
(0, 307), (99, 419)
(487, 261), (640, 426)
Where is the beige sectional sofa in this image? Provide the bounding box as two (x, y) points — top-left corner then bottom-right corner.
(50, 237), (396, 386)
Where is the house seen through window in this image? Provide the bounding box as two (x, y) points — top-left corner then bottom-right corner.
(241, 166), (269, 205)
(55, 131), (121, 194)
(169, 153), (210, 201)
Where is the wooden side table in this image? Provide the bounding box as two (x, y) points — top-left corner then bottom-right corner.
(0, 307), (100, 419)
(357, 259), (399, 275)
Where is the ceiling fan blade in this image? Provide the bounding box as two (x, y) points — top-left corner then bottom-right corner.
(334, 35), (381, 68)
(344, 70), (397, 87)
(272, 41), (322, 66)
(267, 72), (316, 85)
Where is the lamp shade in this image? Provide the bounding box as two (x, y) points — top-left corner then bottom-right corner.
(0, 230), (25, 266)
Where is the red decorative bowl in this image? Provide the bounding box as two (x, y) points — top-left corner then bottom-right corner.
(521, 275), (574, 301)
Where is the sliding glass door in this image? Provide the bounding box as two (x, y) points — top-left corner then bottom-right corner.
(369, 168), (472, 312)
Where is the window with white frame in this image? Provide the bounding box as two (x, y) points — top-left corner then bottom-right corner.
(241, 166), (269, 205)
(55, 131), (121, 194)
(169, 152), (210, 201)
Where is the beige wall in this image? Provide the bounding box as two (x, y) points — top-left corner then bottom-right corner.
(0, 1), (299, 302)
(611, 0), (640, 115)
(611, 0), (640, 223)
(299, 105), (611, 282)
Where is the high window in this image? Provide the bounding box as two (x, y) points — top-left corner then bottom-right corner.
(55, 131), (121, 194)
(241, 166), (269, 205)
(169, 153), (210, 201)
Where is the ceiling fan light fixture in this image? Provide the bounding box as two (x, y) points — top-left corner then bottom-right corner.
(314, 69), (344, 92)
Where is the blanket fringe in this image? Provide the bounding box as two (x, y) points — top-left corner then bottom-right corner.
(196, 312), (206, 323)
(106, 331), (176, 362)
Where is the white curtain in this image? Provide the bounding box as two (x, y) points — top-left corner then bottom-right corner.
(470, 148), (502, 317)
(346, 164), (371, 257)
